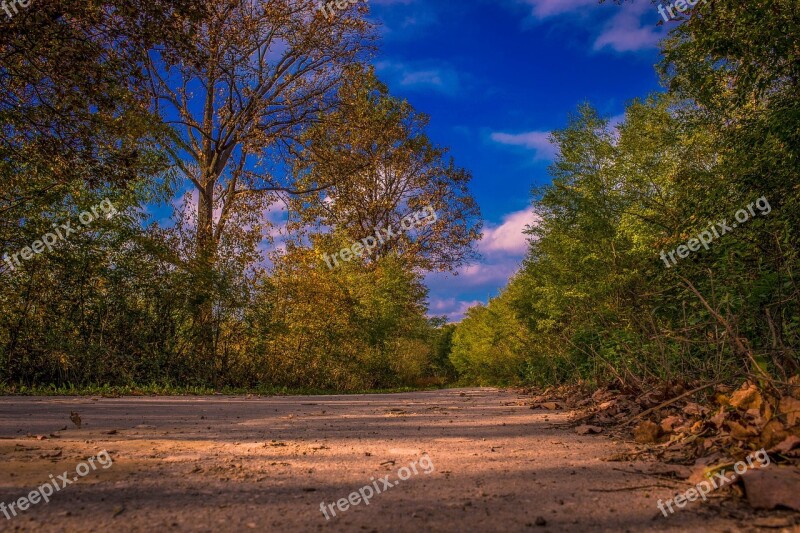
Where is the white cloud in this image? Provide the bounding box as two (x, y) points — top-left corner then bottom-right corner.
(511, 0), (664, 53)
(429, 297), (484, 321)
(480, 209), (538, 254)
(519, 0), (598, 18)
(490, 130), (557, 161)
(424, 209), (539, 321)
(375, 60), (461, 95)
(593, 1), (662, 52)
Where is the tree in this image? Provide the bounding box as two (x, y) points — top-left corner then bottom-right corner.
(140, 0), (376, 365)
(290, 68), (482, 273)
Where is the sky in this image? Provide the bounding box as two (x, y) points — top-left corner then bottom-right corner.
(362, 0), (669, 321)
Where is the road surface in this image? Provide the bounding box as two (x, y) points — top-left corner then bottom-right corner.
(0, 388), (754, 531)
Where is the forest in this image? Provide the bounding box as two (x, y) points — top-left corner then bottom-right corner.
(1, 1), (798, 399)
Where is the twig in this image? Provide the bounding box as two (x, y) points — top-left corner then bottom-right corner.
(622, 382), (718, 426)
(678, 275), (770, 380)
(611, 467), (684, 485)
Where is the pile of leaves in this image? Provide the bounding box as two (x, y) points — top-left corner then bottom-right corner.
(526, 377), (800, 511)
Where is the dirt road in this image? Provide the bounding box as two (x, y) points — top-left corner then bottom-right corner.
(0, 388), (756, 532)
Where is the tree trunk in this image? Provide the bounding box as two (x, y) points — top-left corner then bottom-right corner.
(194, 176), (218, 385)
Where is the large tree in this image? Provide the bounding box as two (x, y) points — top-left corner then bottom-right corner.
(290, 68), (482, 273)
(144, 0), (375, 268)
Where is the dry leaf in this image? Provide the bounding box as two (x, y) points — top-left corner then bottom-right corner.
(683, 402), (705, 416)
(727, 420), (758, 441)
(742, 467), (800, 511)
(575, 425), (603, 435)
(710, 410), (726, 429)
(730, 383), (762, 411)
(779, 396), (800, 426)
(788, 376), (800, 400)
(597, 401), (615, 411)
(660, 415), (682, 433)
(634, 421), (662, 444)
(770, 435), (800, 455)
(531, 402), (560, 410)
(759, 419), (789, 449)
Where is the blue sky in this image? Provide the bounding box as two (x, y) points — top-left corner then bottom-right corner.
(363, 0), (669, 320)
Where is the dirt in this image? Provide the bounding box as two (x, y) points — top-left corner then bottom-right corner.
(0, 388), (787, 532)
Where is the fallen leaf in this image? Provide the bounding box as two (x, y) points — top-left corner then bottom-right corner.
(770, 435), (800, 455)
(597, 401), (615, 411)
(634, 421), (662, 444)
(710, 410), (726, 429)
(741, 467), (800, 510)
(730, 383), (762, 411)
(575, 425), (603, 435)
(789, 376), (800, 400)
(779, 396), (800, 426)
(688, 454), (723, 485)
(759, 419), (788, 449)
(39, 450), (62, 459)
(727, 420), (758, 441)
(660, 415), (682, 433)
(683, 402), (705, 416)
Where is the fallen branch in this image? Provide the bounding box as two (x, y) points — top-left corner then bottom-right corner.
(622, 382), (718, 426)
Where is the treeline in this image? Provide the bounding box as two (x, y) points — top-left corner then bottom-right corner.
(0, 1), (478, 390)
(451, 2), (800, 389)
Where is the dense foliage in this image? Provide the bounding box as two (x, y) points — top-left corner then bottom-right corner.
(0, 1), (480, 391)
(450, 1), (800, 389)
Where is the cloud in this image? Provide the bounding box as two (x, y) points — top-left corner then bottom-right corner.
(457, 261), (522, 285)
(593, 1), (662, 52)
(511, 0), (664, 53)
(519, 0), (599, 18)
(490, 130), (557, 161)
(375, 60), (461, 95)
(429, 298), (484, 321)
(425, 208), (539, 322)
(480, 209), (538, 254)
